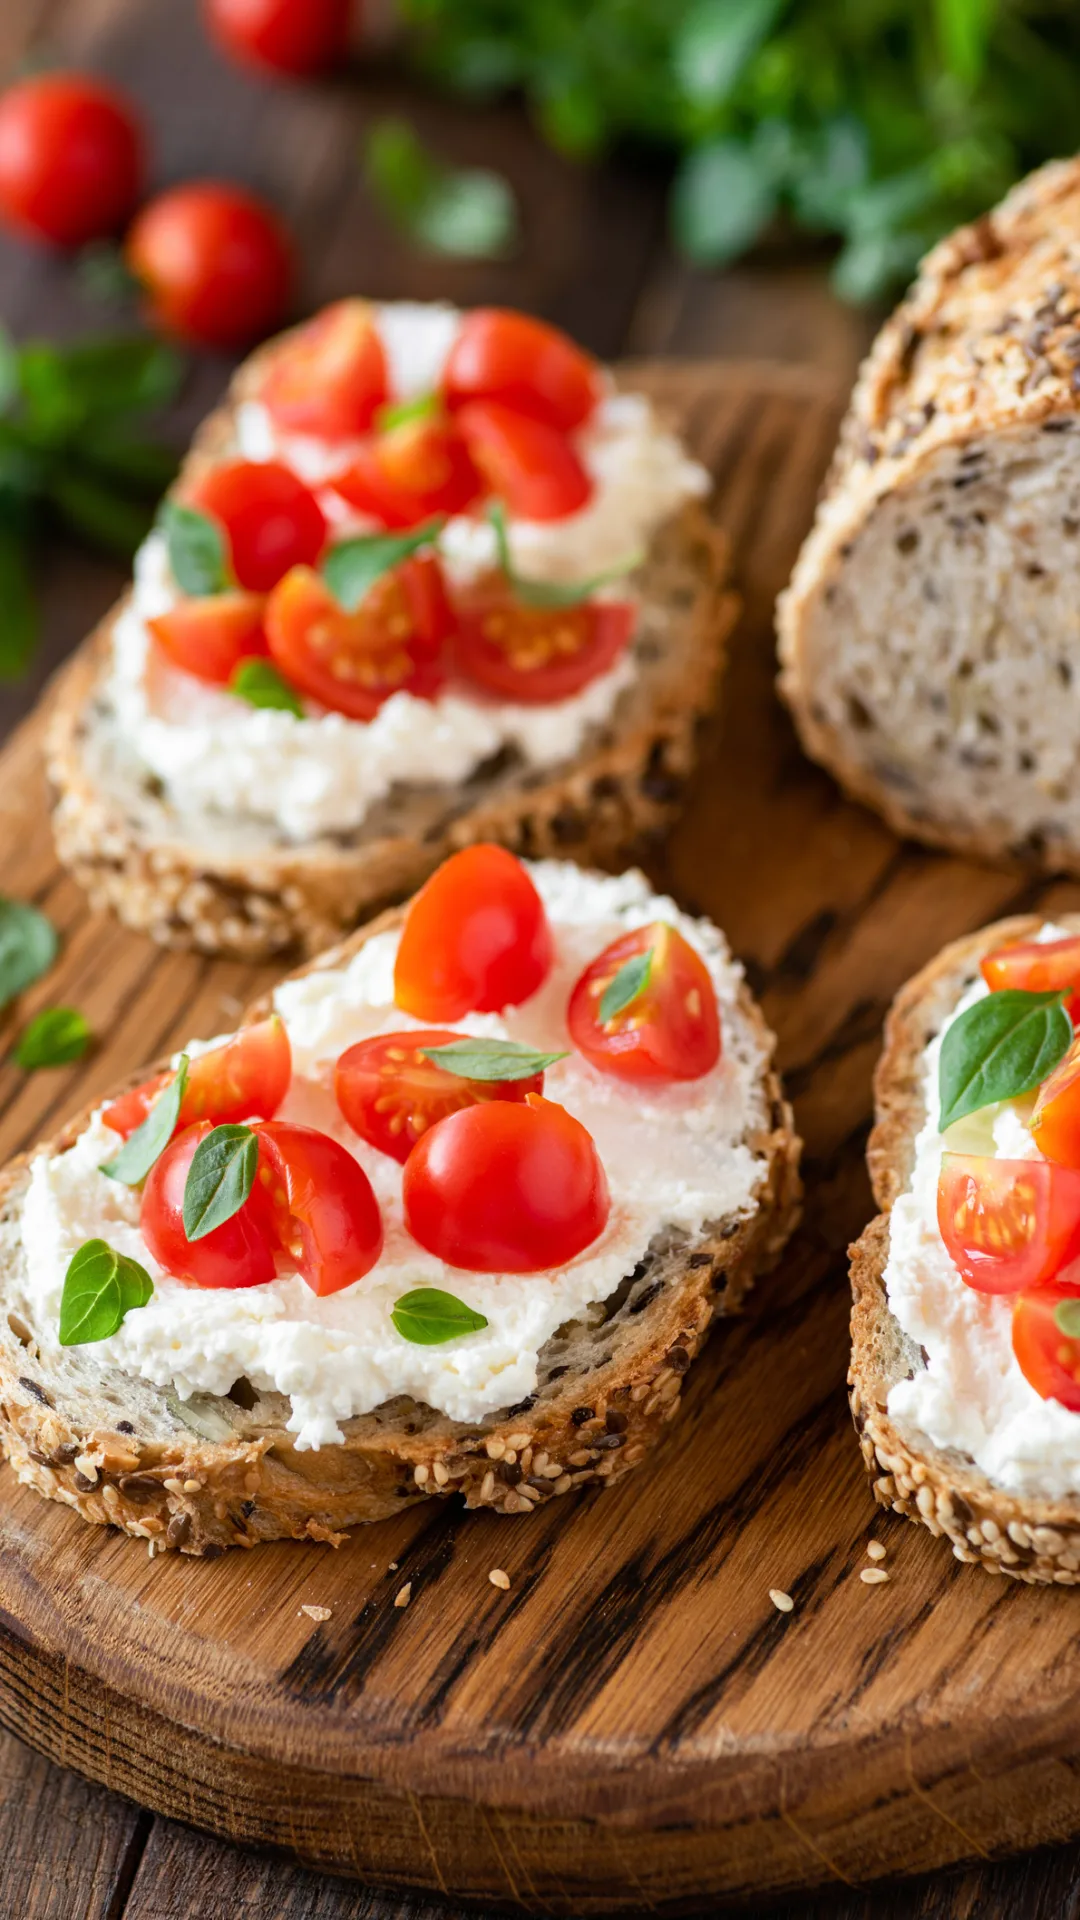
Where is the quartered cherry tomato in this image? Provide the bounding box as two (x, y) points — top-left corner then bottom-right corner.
(260, 300), (388, 440)
(455, 578), (634, 703)
(150, 591), (268, 684)
(334, 1027), (543, 1164)
(126, 182), (292, 348)
(264, 552), (451, 719)
(442, 309), (600, 433)
(205, 0), (352, 76)
(456, 401), (592, 521)
(102, 1016), (291, 1139)
(1032, 1036), (1080, 1168)
(568, 922), (720, 1084)
(0, 74), (143, 247)
(1013, 1285), (1080, 1410)
(255, 1120), (382, 1295)
(141, 1122), (278, 1290)
(403, 1094), (609, 1272)
(393, 845), (553, 1023)
(937, 1152), (1080, 1294)
(982, 934), (1080, 1024)
(189, 460), (326, 592)
(331, 411), (481, 528)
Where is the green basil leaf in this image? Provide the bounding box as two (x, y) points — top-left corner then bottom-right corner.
(320, 518), (444, 611)
(0, 325), (19, 414)
(365, 119), (518, 261)
(0, 897), (57, 1009)
(939, 990), (1072, 1132)
(598, 948), (653, 1025)
(1055, 1298), (1080, 1340)
(0, 527), (38, 680)
(422, 1037), (568, 1081)
(182, 1123), (258, 1241)
(159, 500), (230, 597)
(14, 1006), (91, 1070)
(101, 1054), (189, 1186)
(48, 468), (155, 560)
(671, 139), (777, 266)
(230, 657), (304, 716)
(673, 0), (786, 109)
(391, 1287), (488, 1346)
(377, 393), (440, 434)
(488, 501), (639, 610)
(58, 1238), (153, 1347)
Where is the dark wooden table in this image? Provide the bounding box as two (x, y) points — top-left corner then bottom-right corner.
(1, 3), (1078, 1915)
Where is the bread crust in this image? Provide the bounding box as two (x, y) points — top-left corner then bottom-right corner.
(0, 899), (801, 1556)
(851, 911), (1080, 1582)
(46, 313), (736, 960)
(778, 157), (1080, 870)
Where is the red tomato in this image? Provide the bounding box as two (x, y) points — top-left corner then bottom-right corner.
(264, 554), (451, 719)
(443, 309), (600, 433)
(126, 182), (292, 348)
(141, 1122), (278, 1290)
(567, 922), (720, 1084)
(1013, 1285), (1080, 1410)
(102, 1016), (291, 1138)
(189, 460), (326, 592)
(937, 1152), (1080, 1293)
(394, 845), (553, 1022)
(1032, 1035), (1080, 1168)
(982, 933), (1080, 1028)
(403, 1094), (608, 1272)
(0, 74), (143, 248)
(456, 401), (592, 521)
(331, 413), (481, 528)
(150, 591), (268, 684)
(260, 300), (388, 440)
(455, 578), (634, 703)
(204, 0), (351, 75)
(334, 1028), (543, 1164)
(256, 1121), (382, 1295)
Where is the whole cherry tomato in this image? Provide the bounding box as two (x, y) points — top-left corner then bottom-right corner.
(403, 1094), (609, 1272)
(256, 1120), (382, 1295)
(331, 412), (481, 528)
(265, 552), (452, 719)
(455, 579), (634, 703)
(0, 74), (143, 247)
(982, 934), (1080, 1026)
(443, 310), (600, 433)
(1013, 1285), (1080, 1410)
(102, 1016), (291, 1139)
(126, 182), (292, 348)
(568, 922), (721, 1084)
(204, 0), (352, 76)
(456, 401), (592, 522)
(334, 1028), (543, 1164)
(937, 1152), (1080, 1293)
(150, 591), (268, 684)
(393, 845), (553, 1023)
(190, 460), (326, 592)
(141, 1122), (278, 1290)
(1032, 1036), (1080, 1168)
(260, 300), (388, 440)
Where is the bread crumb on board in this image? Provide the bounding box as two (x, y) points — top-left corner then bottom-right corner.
(394, 1582), (412, 1608)
(300, 1604), (332, 1623)
(769, 1588), (794, 1613)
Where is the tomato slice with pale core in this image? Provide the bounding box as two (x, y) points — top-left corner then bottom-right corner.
(568, 922), (721, 1084)
(403, 1093), (609, 1272)
(150, 591), (267, 684)
(454, 577), (634, 703)
(331, 414), (482, 528)
(264, 554), (452, 720)
(937, 1152), (1080, 1293)
(1013, 1285), (1080, 1410)
(442, 310), (600, 433)
(189, 459), (327, 592)
(334, 1027), (543, 1164)
(456, 401), (592, 521)
(102, 1016), (291, 1139)
(1031, 1035), (1080, 1168)
(260, 301), (389, 441)
(981, 934), (1080, 1024)
(256, 1120), (383, 1296)
(140, 1122), (278, 1290)
(393, 845), (553, 1022)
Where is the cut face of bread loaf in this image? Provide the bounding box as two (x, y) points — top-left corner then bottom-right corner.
(779, 158), (1080, 873)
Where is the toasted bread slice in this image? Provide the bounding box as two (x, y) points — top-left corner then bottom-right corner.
(851, 913), (1080, 1583)
(0, 895), (801, 1557)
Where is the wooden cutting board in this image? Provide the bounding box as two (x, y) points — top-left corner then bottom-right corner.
(3, 360), (1080, 1914)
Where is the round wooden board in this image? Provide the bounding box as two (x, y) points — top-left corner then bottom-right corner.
(4, 362), (1080, 1913)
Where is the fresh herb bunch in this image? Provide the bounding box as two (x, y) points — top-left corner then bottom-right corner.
(398, 0), (1080, 298)
(0, 329), (181, 676)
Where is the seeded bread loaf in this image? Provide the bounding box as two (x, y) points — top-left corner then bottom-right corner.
(0, 900), (801, 1557)
(46, 317), (735, 962)
(851, 913), (1080, 1584)
(779, 157), (1080, 874)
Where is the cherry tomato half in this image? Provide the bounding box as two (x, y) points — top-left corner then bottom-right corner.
(442, 309), (600, 433)
(1031, 1036), (1080, 1168)
(265, 553), (451, 719)
(150, 590), (268, 684)
(0, 74), (143, 248)
(456, 401), (592, 522)
(141, 1122), (278, 1290)
(568, 922), (720, 1084)
(331, 412), (481, 528)
(126, 182), (292, 348)
(982, 934), (1080, 1025)
(1013, 1285), (1080, 1411)
(260, 300), (388, 441)
(334, 1027), (543, 1165)
(189, 460), (326, 592)
(102, 1016), (291, 1139)
(256, 1120), (382, 1296)
(393, 845), (553, 1023)
(455, 578), (634, 704)
(937, 1152), (1080, 1294)
(205, 0), (351, 76)
(403, 1093), (609, 1272)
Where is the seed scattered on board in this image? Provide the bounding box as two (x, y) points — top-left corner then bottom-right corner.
(300, 1604), (332, 1623)
(769, 1588), (794, 1613)
(866, 1541), (887, 1562)
(394, 1581), (413, 1608)
(860, 1567), (890, 1586)
(489, 1568), (511, 1591)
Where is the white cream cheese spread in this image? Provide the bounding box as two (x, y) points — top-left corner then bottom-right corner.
(16, 865), (770, 1448)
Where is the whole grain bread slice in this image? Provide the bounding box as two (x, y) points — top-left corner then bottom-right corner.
(46, 311), (736, 962)
(0, 898), (801, 1557)
(851, 912), (1080, 1583)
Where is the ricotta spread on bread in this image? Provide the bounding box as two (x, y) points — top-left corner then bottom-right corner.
(15, 865), (769, 1448)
